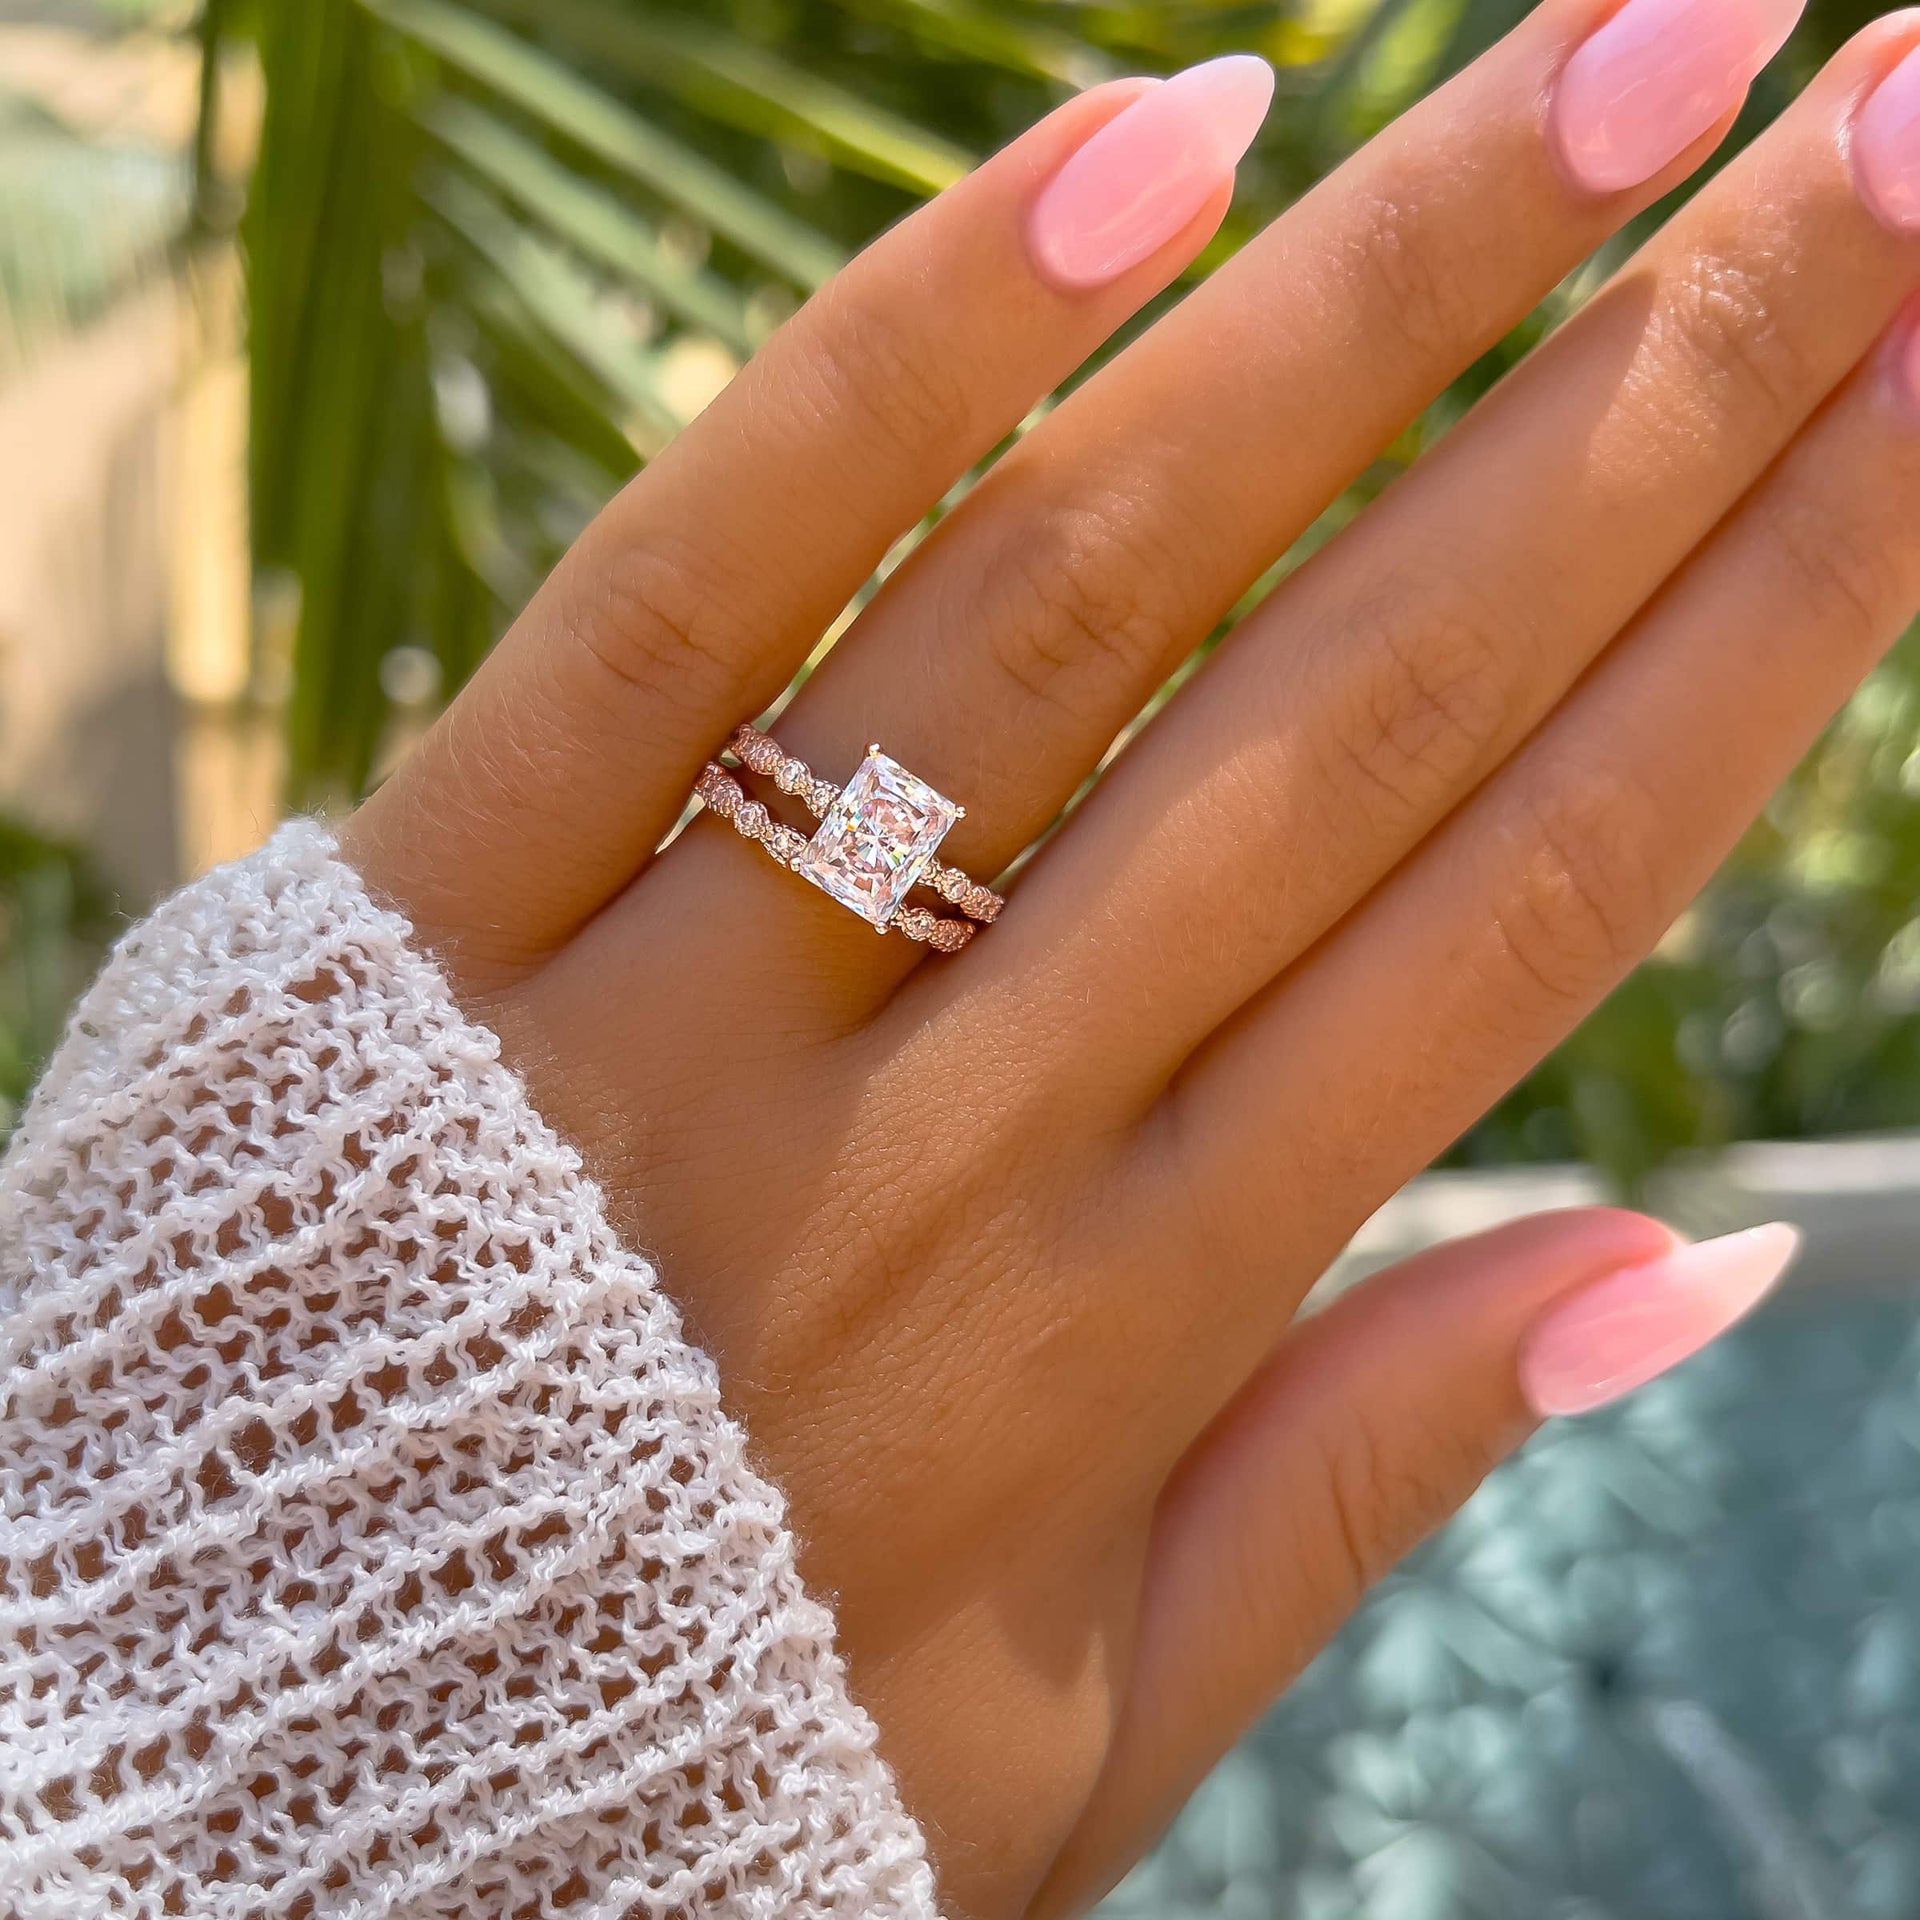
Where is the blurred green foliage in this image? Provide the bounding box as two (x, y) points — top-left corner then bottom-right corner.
(6, 0), (1920, 1177)
(0, 820), (116, 1139)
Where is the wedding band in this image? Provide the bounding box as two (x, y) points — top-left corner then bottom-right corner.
(694, 724), (1003, 953)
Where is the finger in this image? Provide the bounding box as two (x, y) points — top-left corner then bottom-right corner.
(986, 11), (1918, 1102)
(1153, 292), (1920, 1362)
(342, 67), (1261, 973)
(657, 0), (1781, 1003)
(1033, 1209), (1799, 1916)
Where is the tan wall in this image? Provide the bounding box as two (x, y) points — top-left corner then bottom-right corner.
(0, 285), (180, 900)
(0, 270), (276, 907)
(0, 19), (271, 909)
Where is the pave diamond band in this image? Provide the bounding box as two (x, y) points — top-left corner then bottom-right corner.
(694, 725), (1003, 953)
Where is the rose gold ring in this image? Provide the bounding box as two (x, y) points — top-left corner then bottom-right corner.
(694, 724), (1003, 954)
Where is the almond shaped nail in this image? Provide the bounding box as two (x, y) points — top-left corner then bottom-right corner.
(1518, 1221), (1802, 1417)
(1550, 0), (1806, 195)
(1854, 43), (1920, 232)
(1026, 54), (1275, 292)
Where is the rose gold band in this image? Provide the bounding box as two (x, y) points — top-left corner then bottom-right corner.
(724, 727), (1004, 924)
(695, 763), (981, 953)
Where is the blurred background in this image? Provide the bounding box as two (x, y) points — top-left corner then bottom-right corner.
(5, 0), (1920, 1911)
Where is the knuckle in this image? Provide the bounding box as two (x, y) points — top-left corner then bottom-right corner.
(1341, 187), (1491, 366)
(1314, 1403), (1481, 1606)
(1158, 1111), (1262, 1287)
(1315, 1422), (1375, 1604)
(1664, 248), (1819, 427)
(795, 276), (977, 457)
(1315, 579), (1512, 819)
(1762, 488), (1897, 642)
(1493, 766), (1664, 1007)
(972, 499), (1187, 721)
(562, 535), (742, 723)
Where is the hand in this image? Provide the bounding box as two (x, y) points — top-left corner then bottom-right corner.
(342, 0), (1920, 1908)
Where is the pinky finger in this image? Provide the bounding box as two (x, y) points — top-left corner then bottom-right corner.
(1033, 1208), (1799, 1916)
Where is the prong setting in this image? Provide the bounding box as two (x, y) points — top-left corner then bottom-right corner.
(702, 725), (1003, 951)
(796, 748), (961, 929)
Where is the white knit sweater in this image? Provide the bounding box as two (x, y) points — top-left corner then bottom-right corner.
(0, 822), (936, 1918)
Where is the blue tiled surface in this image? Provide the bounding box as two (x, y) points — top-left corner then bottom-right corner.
(1101, 1281), (1920, 1919)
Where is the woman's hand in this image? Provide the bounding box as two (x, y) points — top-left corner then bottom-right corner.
(342, 0), (1920, 1908)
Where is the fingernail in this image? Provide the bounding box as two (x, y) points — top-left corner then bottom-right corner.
(1854, 43), (1920, 232)
(1519, 1221), (1801, 1417)
(1550, 0), (1805, 195)
(1026, 54), (1275, 291)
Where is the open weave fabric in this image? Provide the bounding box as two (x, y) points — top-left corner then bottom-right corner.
(0, 820), (936, 1919)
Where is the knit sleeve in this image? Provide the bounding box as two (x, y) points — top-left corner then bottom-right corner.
(0, 820), (936, 1920)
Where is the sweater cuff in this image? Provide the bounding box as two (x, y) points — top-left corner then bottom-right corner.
(0, 820), (935, 1918)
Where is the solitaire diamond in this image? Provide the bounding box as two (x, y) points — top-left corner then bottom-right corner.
(796, 748), (960, 929)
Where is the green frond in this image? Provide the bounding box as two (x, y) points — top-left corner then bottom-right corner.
(367, 0), (845, 287)
(483, 0), (978, 195)
(420, 95), (757, 354)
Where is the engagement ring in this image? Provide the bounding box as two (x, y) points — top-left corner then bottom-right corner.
(695, 724), (1003, 952)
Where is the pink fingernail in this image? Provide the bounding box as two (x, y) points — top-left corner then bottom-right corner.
(1026, 55), (1275, 291)
(1518, 1221), (1801, 1417)
(1854, 43), (1920, 232)
(1550, 0), (1805, 195)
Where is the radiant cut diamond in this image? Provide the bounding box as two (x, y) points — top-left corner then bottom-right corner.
(796, 748), (960, 929)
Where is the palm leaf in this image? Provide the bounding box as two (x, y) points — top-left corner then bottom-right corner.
(829, 0), (1120, 88)
(421, 163), (681, 449)
(483, 0), (977, 195)
(366, 0), (845, 287)
(420, 94), (757, 353)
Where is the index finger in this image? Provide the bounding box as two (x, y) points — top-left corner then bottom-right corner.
(343, 61), (1275, 977)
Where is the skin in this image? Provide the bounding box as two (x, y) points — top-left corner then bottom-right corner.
(342, 1), (1920, 1911)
